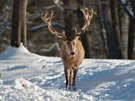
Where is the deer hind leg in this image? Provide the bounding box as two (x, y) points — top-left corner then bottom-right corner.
(64, 69), (70, 91)
(73, 68), (78, 91)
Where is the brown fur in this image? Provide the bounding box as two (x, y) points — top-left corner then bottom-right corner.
(60, 40), (84, 69)
(59, 39), (84, 91)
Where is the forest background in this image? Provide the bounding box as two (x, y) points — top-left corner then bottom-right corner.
(0, 0), (135, 59)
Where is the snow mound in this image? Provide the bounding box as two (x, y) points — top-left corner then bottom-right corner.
(0, 44), (30, 59)
(14, 77), (45, 101)
(15, 77), (44, 91)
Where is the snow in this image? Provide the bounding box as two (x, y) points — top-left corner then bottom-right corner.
(0, 45), (135, 101)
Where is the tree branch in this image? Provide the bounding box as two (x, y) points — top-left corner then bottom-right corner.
(118, 0), (135, 21)
(28, 22), (64, 31)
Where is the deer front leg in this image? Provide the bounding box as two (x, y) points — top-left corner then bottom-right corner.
(64, 69), (70, 91)
(69, 69), (72, 88)
(73, 68), (78, 91)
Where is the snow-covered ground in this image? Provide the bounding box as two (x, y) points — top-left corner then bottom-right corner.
(0, 45), (135, 101)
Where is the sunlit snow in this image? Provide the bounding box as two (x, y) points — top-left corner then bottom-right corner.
(0, 45), (135, 101)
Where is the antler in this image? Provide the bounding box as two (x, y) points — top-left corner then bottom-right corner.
(75, 7), (94, 36)
(41, 10), (66, 40)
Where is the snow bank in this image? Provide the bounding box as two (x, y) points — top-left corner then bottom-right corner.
(0, 46), (135, 100)
(0, 45), (29, 59)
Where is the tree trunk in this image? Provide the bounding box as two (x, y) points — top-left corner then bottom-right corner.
(96, 0), (109, 58)
(120, 9), (129, 59)
(101, 0), (119, 58)
(11, 0), (21, 47)
(20, 0), (27, 47)
(0, 0), (4, 11)
(11, 0), (27, 47)
(110, 0), (123, 58)
(128, 0), (135, 59)
(128, 20), (135, 59)
(130, 0), (135, 19)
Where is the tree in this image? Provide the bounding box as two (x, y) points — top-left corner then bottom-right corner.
(118, 0), (135, 59)
(128, 0), (135, 59)
(119, 0), (135, 21)
(0, 0), (4, 11)
(96, 0), (110, 58)
(101, 0), (120, 58)
(98, 0), (134, 59)
(11, 0), (27, 47)
(20, 0), (27, 47)
(110, 0), (123, 58)
(120, 9), (129, 59)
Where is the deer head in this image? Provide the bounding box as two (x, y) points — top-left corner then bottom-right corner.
(41, 7), (94, 56)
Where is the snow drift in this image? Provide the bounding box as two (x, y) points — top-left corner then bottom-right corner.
(0, 45), (135, 101)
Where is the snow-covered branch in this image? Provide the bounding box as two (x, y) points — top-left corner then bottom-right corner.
(40, 42), (60, 52)
(119, 0), (135, 21)
(28, 22), (64, 31)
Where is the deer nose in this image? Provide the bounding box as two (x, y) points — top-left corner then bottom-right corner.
(71, 52), (75, 55)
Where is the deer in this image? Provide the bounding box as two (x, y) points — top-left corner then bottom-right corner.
(41, 7), (94, 91)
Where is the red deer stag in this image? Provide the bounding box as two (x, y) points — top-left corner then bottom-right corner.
(41, 7), (94, 91)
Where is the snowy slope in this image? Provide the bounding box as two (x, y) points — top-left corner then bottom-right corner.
(0, 45), (135, 101)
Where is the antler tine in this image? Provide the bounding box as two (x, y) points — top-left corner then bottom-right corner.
(41, 10), (66, 40)
(89, 8), (94, 19)
(74, 27), (78, 34)
(79, 8), (89, 30)
(81, 8), (89, 19)
(41, 10), (53, 24)
(41, 10), (48, 23)
(86, 8), (93, 27)
(48, 10), (54, 25)
(76, 7), (94, 36)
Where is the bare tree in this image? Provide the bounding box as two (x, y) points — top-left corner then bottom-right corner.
(110, 0), (123, 58)
(119, 0), (135, 21)
(120, 9), (129, 59)
(11, 0), (27, 47)
(0, 0), (4, 11)
(96, 0), (109, 58)
(11, 0), (21, 47)
(101, 0), (120, 58)
(128, 0), (135, 59)
(20, 0), (27, 47)
(118, 0), (135, 59)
